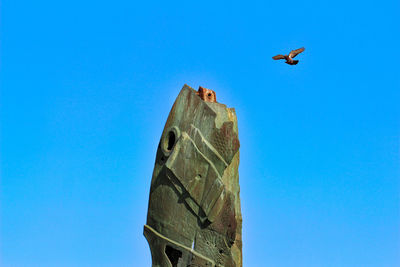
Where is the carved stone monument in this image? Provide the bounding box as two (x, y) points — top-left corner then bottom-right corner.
(144, 85), (242, 267)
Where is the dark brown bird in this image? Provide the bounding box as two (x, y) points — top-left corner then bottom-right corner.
(272, 47), (305, 65)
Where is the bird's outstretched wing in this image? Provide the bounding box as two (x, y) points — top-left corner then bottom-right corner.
(272, 55), (286, 60)
(289, 47), (305, 58)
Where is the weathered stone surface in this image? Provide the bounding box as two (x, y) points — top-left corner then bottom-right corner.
(144, 85), (242, 267)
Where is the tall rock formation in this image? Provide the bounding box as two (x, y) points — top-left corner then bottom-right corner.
(144, 85), (242, 267)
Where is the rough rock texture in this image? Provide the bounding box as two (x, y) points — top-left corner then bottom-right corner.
(144, 85), (242, 267)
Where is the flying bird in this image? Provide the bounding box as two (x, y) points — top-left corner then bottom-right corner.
(272, 47), (305, 65)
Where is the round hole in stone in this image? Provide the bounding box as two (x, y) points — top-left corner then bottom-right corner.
(207, 93), (212, 97)
(165, 130), (176, 152)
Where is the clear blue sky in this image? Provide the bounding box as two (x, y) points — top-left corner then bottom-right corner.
(1, 0), (399, 266)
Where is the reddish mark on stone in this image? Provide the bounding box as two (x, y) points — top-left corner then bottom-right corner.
(196, 86), (217, 103)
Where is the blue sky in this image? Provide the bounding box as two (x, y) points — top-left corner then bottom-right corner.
(1, 0), (399, 266)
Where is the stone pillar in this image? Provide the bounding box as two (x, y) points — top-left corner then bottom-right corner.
(144, 84), (242, 267)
